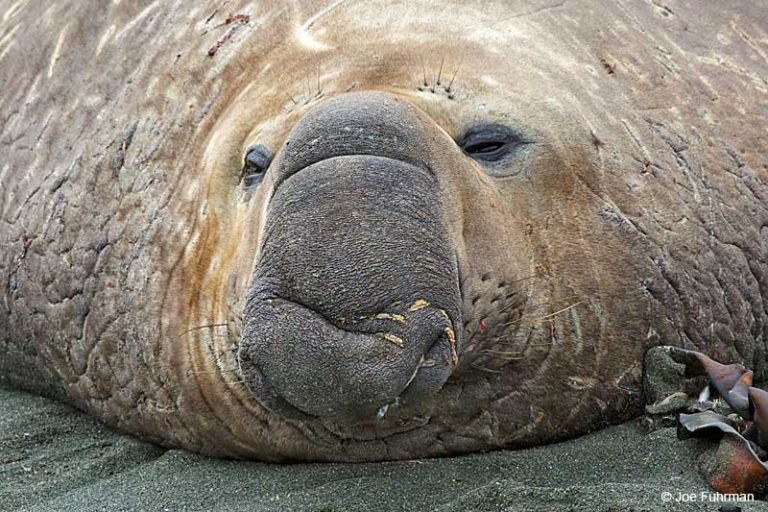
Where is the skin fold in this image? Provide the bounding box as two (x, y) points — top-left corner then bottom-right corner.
(0, 0), (766, 461)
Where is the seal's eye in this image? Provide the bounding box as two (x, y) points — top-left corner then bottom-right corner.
(458, 125), (528, 164)
(241, 144), (272, 188)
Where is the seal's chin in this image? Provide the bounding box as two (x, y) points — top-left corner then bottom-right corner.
(238, 292), (459, 423)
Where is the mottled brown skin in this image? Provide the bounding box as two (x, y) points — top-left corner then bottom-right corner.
(1, 0), (767, 461)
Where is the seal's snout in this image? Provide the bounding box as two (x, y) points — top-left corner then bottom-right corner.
(237, 92), (462, 422)
(239, 294), (458, 419)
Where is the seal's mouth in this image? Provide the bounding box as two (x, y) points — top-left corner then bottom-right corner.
(239, 293), (459, 422)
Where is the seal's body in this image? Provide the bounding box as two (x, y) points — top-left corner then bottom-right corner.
(1, 0), (766, 461)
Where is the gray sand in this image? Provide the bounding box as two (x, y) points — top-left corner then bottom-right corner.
(1, 387), (765, 512)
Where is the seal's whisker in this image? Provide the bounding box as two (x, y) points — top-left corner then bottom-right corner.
(522, 301), (584, 323)
(499, 300), (583, 327)
(516, 273), (542, 283)
(430, 68), (437, 93)
(436, 56), (444, 85)
(480, 349), (526, 358)
(446, 59), (462, 92)
(471, 363), (501, 373)
(493, 355), (526, 362)
(497, 300), (524, 315)
(182, 323), (228, 334)
(500, 273), (539, 286)
(494, 294), (580, 317)
(485, 336), (559, 347)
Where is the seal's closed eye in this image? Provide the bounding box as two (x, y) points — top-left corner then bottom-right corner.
(458, 124), (530, 166)
(242, 144), (273, 188)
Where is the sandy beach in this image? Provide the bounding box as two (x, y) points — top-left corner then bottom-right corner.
(2, 387), (765, 512)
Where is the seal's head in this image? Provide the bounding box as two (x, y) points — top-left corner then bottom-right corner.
(164, 1), (764, 460)
(178, 3), (639, 460)
(181, 40), (610, 457)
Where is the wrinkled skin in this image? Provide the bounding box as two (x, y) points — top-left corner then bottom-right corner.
(1, 0), (767, 461)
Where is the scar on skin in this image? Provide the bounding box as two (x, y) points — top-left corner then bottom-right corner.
(445, 327), (459, 365)
(208, 14), (250, 57)
(409, 299), (430, 311)
(372, 313), (406, 323)
(345, 313), (406, 324)
(378, 333), (405, 348)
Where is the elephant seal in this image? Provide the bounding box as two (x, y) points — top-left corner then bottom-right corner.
(1, 0), (767, 461)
